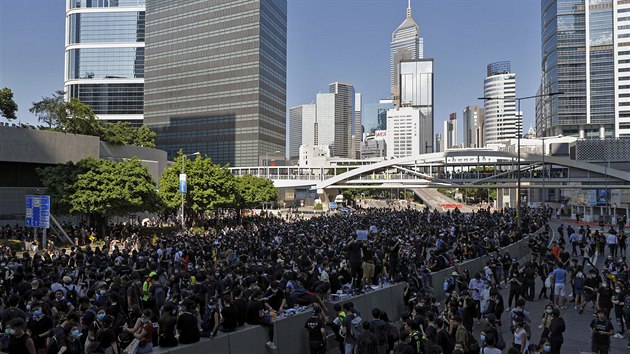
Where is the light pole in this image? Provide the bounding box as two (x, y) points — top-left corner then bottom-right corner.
(180, 152), (200, 230)
(479, 91), (562, 236)
(541, 136), (546, 204)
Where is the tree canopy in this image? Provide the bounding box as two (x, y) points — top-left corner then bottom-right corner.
(235, 174), (278, 209)
(102, 122), (156, 148)
(38, 157), (161, 233)
(29, 90), (156, 148)
(159, 151), (277, 221)
(0, 87), (18, 120)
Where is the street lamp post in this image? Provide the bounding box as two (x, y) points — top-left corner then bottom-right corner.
(541, 137), (546, 204)
(181, 152), (200, 230)
(479, 92), (563, 236)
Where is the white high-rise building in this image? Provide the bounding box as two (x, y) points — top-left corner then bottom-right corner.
(391, 0), (423, 106)
(289, 104), (316, 159)
(353, 93), (362, 158)
(483, 61), (521, 145)
(386, 107), (422, 158)
(65, 0), (145, 126)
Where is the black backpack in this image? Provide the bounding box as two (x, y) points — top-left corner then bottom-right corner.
(466, 330), (480, 354)
(387, 321), (400, 342)
(624, 294), (630, 315)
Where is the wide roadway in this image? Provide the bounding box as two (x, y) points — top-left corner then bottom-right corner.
(469, 219), (628, 354)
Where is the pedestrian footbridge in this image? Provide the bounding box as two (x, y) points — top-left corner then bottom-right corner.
(229, 149), (630, 192)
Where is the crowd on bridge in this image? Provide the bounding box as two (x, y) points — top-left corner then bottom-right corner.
(0, 204), (555, 354)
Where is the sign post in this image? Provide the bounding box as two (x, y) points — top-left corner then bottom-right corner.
(25, 195), (50, 248)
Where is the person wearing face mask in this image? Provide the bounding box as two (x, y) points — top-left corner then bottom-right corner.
(590, 308), (614, 354)
(581, 270), (600, 314)
(26, 307), (53, 354)
(612, 284), (626, 338)
(91, 315), (117, 354)
(65, 326), (83, 354)
(133, 309), (153, 354)
(546, 308), (565, 354)
(86, 310), (106, 354)
(595, 281), (613, 319)
(538, 304), (554, 341)
(0, 318), (35, 354)
(53, 290), (75, 316)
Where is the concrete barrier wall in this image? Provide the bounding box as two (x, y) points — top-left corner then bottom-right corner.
(154, 283), (406, 354)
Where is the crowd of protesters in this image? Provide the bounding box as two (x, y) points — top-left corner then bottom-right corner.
(0, 204), (554, 354)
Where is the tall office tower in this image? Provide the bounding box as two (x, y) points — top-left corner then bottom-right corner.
(391, 0), (423, 107)
(399, 59), (434, 153)
(385, 107), (422, 158)
(444, 113), (457, 149)
(538, 0), (616, 139)
(364, 100), (395, 133)
(288, 104), (316, 158)
(329, 82), (355, 158)
(144, 0), (287, 166)
(353, 93), (362, 158)
(65, 0), (146, 126)
(463, 106), (484, 148)
(483, 61), (520, 145)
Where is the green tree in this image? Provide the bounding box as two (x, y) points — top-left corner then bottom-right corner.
(235, 174), (278, 209)
(133, 125), (156, 148)
(30, 90), (66, 128)
(64, 98), (104, 136)
(102, 122), (156, 148)
(38, 157), (160, 235)
(158, 152), (237, 222)
(0, 87), (18, 120)
(102, 121), (136, 145)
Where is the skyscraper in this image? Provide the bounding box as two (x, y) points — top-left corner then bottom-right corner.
(144, 0), (287, 166)
(444, 113), (457, 149)
(353, 93), (362, 158)
(399, 59), (434, 153)
(363, 100), (395, 133)
(538, 0), (616, 139)
(463, 106), (484, 148)
(391, 0), (423, 106)
(288, 104), (316, 159)
(329, 82), (355, 158)
(483, 61), (520, 145)
(65, 0), (146, 126)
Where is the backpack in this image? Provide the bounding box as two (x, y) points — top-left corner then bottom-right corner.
(350, 313), (364, 338)
(573, 275), (585, 289)
(371, 319), (387, 345)
(393, 342), (411, 354)
(409, 330), (424, 354)
(624, 294), (630, 315)
(64, 285), (78, 306)
(387, 321), (400, 342)
(466, 330), (480, 354)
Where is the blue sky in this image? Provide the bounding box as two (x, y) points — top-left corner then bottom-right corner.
(0, 0), (541, 143)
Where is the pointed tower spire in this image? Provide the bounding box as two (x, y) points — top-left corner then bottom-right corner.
(407, 0), (412, 19)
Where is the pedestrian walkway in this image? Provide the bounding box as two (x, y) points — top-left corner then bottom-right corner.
(471, 219), (629, 353)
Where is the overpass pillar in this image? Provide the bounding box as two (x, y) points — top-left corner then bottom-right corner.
(318, 188), (339, 211)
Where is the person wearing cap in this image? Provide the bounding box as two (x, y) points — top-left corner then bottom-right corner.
(304, 306), (327, 354)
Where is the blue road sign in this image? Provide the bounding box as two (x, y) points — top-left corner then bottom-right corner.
(329, 202), (337, 209)
(25, 195), (50, 228)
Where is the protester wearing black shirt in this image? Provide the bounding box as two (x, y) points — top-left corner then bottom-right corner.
(356, 321), (378, 354)
(590, 309), (614, 354)
(220, 295), (239, 333)
(176, 300), (200, 344)
(304, 306), (327, 354)
(232, 287), (248, 328)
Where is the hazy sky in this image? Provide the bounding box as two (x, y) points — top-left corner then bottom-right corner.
(0, 0), (541, 143)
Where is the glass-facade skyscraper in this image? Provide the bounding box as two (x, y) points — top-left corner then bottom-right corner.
(144, 0), (287, 166)
(391, 0), (423, 107)
(484, 61), (520, 145)
(538, 0), (616, 139)
(399, 59), (434, 153)
(64, 0), (146, 126)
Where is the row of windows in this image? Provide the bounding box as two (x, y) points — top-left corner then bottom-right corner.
(68, 83), (143, 115)
(67, 47), (144, 80)
(68, 12), (144, 44)
(70, 0), (144, 9)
